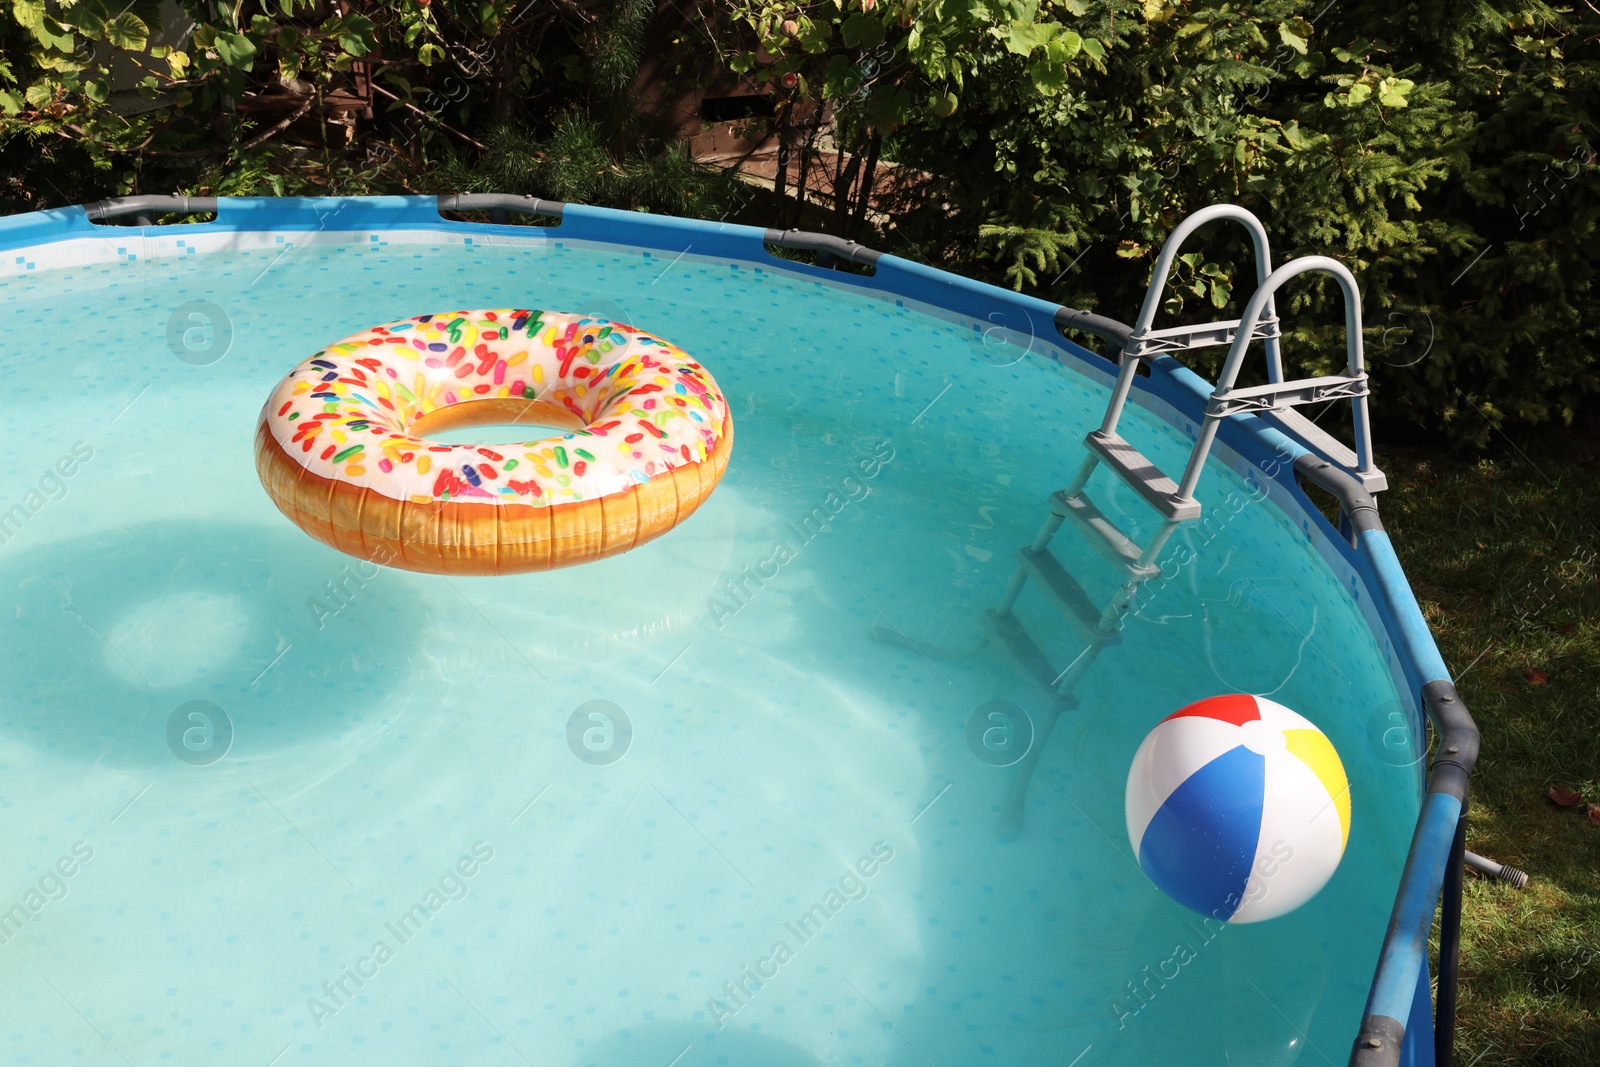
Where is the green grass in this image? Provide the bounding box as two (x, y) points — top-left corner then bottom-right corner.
(1377, 431), (1600, 1066)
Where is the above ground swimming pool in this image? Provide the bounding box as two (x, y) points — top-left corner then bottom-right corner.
(0, 196), (1475, 1067)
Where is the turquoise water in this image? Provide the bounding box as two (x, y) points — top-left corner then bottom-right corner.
(0, 229), (1420, 1066)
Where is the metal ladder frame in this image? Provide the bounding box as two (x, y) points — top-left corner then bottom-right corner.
(1125, 204), (1287, 374)
(1087, 205), (1383, 520)
(1172, 255), (1378, 502)
(988, 483), (1180, 687)
(982, 471), (1182, 835)
(989, 205), (1290, 679)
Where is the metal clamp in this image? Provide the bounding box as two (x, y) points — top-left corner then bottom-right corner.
(1130, 314), (1283, 359)
(1206, 372), (1370, 418)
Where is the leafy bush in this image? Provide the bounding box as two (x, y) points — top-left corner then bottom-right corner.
(2, 0), (1594, 443)
(431, 116), (748, 218)
(722, 0), (1596, 445)
(0, 0), (732, 211)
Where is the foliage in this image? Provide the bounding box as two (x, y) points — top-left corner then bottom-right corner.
(1, 0), (384, 195)
(0, 0), (728, 208)
(431, 116), (749, 218)
(716, 0), (1115, 237)
(0, 0), (1595, 442)
(867, 0), (1598, 445)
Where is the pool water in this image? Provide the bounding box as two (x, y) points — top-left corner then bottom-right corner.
(0, 228), (1418, 1066)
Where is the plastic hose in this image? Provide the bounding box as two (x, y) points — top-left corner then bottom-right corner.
(1464, 850), (1529, 889)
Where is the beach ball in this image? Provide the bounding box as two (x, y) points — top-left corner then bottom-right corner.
(1125, 694), (1350, 923)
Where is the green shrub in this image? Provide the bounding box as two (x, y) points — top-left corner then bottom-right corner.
(803, 0), (1598, 446)
(4, 0), (1593, 444)
(430, 116), (747, 219)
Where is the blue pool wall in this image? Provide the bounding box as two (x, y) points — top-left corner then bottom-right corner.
(0, 195), (1455, 1066)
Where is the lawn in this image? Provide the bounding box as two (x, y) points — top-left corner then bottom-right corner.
(1378, 430), (1600, 1066)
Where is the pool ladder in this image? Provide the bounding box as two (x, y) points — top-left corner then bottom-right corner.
(984, 206), (1383, 831)
(1088, 204), (1385, 521)
(991, 204), (1385, 697)
(878, 205), (1383, 830)
(987, 485), (1179, 703)
(981, 469), (1182, 837)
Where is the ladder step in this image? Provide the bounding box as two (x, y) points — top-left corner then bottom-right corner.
(1085, 431), (1202, 521)
(1051, 491), (1160, 578)
(986, 609), (1080, 702)
(1256, 407), (1389, 493)
(1016, 547), (1123, 648)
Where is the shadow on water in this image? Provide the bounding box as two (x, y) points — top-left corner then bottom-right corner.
(573, 1021), (826, 1067)
(0, 519), (429, 769)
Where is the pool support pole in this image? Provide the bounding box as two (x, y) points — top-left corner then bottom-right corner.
(1285, 458), (1478, 1067)
(1350, 679), (1479, 1067)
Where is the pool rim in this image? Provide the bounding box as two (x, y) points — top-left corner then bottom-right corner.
(0, 193), (1476, 1067)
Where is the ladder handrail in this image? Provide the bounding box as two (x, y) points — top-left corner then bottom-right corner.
(1128, 204), (1285, 382)
(1215, 255), (1365, 390)
(1172, 255), (1374, 505)
(1099, 205), (1285, 443)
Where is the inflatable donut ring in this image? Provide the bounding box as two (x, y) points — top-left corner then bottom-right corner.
(255, 309), (732, 575)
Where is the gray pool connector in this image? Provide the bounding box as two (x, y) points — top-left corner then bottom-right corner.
(1463, 851), (1529, 889)
(1293, 455), (1384, 540)
(762, 228), (882, 268)
(84, 195), (218, 225)
(435, 193), (565, 222)
(1052, 304), (1135, 360)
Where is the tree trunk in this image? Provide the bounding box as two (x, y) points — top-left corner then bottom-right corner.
(847, 129), (882, 242)
(832, 130), (864, 236)
(790, 103), (825, 229)
(773, 103), (791, 205)
(495, 31), (516, 126)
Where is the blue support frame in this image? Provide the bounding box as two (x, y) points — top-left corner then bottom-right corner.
(0, 195), (1477, 1067)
